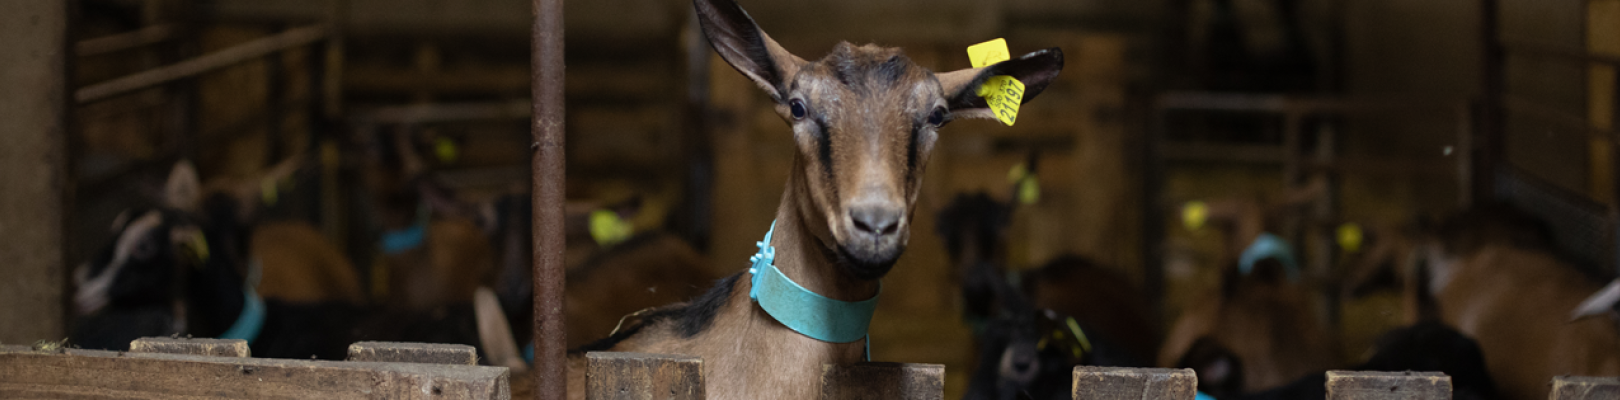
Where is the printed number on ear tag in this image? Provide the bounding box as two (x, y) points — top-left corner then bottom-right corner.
(966, 39), (1024, 127)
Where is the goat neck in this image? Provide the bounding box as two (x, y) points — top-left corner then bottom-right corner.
(770, 167), (881, 303)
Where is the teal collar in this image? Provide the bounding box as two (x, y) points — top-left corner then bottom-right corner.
(380, 204), (431, 255)
(748, 221), (880, 349)
(1238, 232), (1300, 281)
(219, 259), (266, 344)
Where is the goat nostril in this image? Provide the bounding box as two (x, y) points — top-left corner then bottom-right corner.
(850, 208), (901, 237)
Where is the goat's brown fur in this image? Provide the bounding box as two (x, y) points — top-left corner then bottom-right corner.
(1159, 186), (1342, 393)
(516, 1), (1060, 399)
(1340, 207), (1620, 400)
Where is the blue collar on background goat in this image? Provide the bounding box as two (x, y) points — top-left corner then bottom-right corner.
(748, 221), (878, 358)
(1237, 232), (1300, 281)
(219, 259), (266, 344)
(379, 204), (431, 255)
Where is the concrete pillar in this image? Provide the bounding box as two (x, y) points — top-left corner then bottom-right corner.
(0, 0), (69, 344)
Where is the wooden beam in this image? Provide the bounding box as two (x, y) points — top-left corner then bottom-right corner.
(1071, 366), (1197, 400)
(1550, 376), (1620, 400)
(353, 101), (532, 125)
(0, 0), (68, 346)
(347, 342), (478, 365)
(0, 346), (510, 399)
(130, 337), (249, 358)
(1501, 38), (1620, 67)
(584, 352), (704, 400)
(820, 362), (944, 400)
(76, 24), (177, 56)
(76, 25), (330, 103)
(1325, 371), (1450, 400)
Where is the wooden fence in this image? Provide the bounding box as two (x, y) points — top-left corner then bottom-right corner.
(1, 339), (1616, 399)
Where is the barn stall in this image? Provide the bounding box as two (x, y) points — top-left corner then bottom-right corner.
(1, 0), (1619, 398)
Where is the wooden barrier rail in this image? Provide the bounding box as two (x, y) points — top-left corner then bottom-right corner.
(0, 337), (509, 400)
(1326, 371), (1451, 400)
(582, 352), (943, 400)
(4, 343), (1614, 399)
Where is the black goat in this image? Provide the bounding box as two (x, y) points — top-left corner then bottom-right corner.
(71, 179), (488, 360)
(1183, 321), (1499, 400)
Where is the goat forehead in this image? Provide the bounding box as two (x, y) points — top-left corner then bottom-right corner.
(805, 43), (935, 102)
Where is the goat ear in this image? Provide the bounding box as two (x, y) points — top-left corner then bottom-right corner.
(939, 48), (1064, 120)
(694, 0), (806, 101)
(1571, 278), (1620, 321)
(164, 161), (203, 212)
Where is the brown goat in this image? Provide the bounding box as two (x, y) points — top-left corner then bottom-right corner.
(517, 1), (1062, 398)
(1159, 185), (1342, 393)
(1346, 206), (1620, 400)
(173, 159), (365, 305)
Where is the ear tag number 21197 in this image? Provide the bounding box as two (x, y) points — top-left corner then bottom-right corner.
(966, 39), (1026, 126)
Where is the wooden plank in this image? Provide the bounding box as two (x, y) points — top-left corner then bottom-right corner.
(1071, 366), (1197, 400)
(76, 24), (177, 56)
(1549, 376), (1620, 400)
(0, 346), (509, 400)
(1325, 371), (1450, 400)
(347, 341), (477, 365)
(0, 0), (68, 346)
(584, 352), (704, 400)
(130, 337), (250, 358)
(820, 362), (944, 400)
(75, 25), (329, 103)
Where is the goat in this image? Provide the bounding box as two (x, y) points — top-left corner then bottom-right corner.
(935, 192), (1160, 366)
(1183, 321), (1499, 400)
(71, 162), (495, 360)
(358, 127), (497, 310)
(1160, 186), (1342, 393)
(1344, 204), (1620, 400)
(514, 1), (1063, 398)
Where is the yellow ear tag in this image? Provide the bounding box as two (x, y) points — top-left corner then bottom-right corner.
(589, 209), (634, 247)
(1337, 223), (1365, 253)
(1006, 163), (1040, 205)
(184, 232), (210, 264)
(260, 176), (279, 206)
(967, 39), (1025, 126)
(1182, 201), (1209, 232)
(435, 136), (460, 164)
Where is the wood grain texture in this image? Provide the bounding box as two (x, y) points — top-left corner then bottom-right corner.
(0, 346), (509, 399)
(130, 337), (250, 358)
(820, 362), (944, 400)
(1071, 366), (1197, 400)
(1325, 371), (1450, 400)
(1550, 376), (1620, 400)
(585, 352), (704, 400)
(347, 341), (478, 365)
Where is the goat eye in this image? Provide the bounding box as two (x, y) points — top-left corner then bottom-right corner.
(927, 107), (947, 126)
(133, 240), (157, 259)
(789, 99), (807, 119)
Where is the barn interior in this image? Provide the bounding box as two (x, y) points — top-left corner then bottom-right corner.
(1, 0), (1617, 399)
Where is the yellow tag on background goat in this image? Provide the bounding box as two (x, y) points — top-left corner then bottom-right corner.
(966, 38), (1025, 126)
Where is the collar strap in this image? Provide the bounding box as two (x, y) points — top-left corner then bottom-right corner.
(219, 259), (266, 344)
(380, 204), (431, 255)
(748, 221), (880, 345)
(1238, 232), (1300, 281)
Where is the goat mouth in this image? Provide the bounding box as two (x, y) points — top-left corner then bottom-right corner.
(831, 241), (902, 280)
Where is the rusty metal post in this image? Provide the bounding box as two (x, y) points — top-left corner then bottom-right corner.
(531, 0), (566, 398)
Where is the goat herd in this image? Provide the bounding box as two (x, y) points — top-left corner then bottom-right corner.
(60, 0), (1620, 399)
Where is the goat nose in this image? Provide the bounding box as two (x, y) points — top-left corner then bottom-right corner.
(849, 206), (902, 237)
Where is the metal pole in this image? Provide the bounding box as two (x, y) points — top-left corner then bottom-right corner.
(530, 0), (567, 398)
